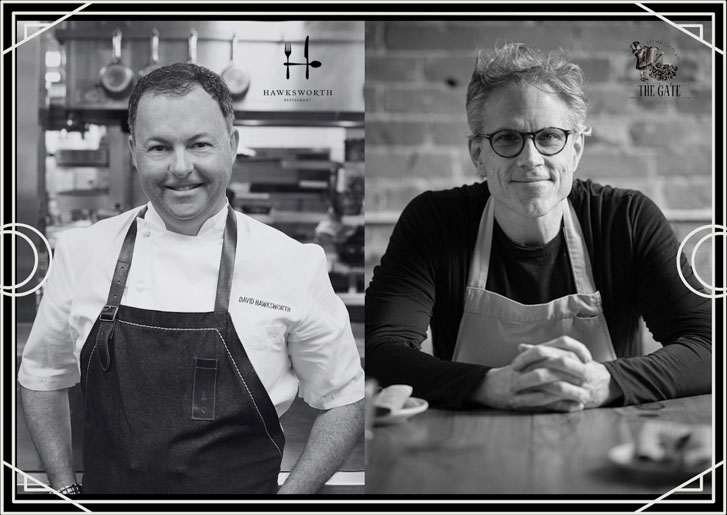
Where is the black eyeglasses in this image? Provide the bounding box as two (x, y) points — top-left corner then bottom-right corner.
(475, 127), (574, 158)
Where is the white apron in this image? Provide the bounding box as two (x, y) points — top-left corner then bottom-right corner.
(452, 198), (617, 367)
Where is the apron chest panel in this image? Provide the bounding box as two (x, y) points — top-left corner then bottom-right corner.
(453, 199), (617, 368)
(463, 288), (604, 321)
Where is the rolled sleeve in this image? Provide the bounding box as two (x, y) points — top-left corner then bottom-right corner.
(288, 244), (364, 410)
(18, 233), (80, 391)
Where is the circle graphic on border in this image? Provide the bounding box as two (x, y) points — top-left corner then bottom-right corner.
(676, 224), (725, 299)
(0, 222), (54, 297)
(691, 232), (725, 295)
(0, 230), (38, 291)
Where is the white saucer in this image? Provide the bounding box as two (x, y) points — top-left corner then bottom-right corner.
(374, 397), (429, 426)
(608, 442), (707, 480)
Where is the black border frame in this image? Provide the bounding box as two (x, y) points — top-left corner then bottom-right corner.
(1, 1), (724, 513)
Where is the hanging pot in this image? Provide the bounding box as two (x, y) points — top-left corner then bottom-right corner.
(187, 29), (198, 64)
(99, 28), (134, 98)
(221, 33), (250, 100)
(139, 29), (163, 77)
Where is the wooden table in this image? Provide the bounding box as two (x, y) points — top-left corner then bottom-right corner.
(366, 395), (712, 495)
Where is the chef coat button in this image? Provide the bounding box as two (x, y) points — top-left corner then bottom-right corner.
(142, 229), (151, 237)
(136, 283), (146, 292)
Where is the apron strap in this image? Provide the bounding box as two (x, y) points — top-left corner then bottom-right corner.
(96, 205), (238, 371)
(96, 206), (147, 371)
(561, 201), (597, 295)
(214, 206), (238, 312)
(467, 198), (494, 290)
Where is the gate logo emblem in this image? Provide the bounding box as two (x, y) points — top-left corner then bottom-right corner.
(283, 36), (322, 80)
(630, 41), (678, 81)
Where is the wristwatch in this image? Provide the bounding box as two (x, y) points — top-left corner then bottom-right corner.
(55, 483), (82, 496)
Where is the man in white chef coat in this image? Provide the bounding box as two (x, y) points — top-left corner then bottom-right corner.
(19, 63), (364, 495)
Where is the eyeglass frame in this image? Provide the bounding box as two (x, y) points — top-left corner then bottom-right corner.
(472, 127), (577, 158)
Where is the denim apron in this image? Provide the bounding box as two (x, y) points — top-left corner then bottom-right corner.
(80, 206), (284, 494)
(452, 198), (617, 367)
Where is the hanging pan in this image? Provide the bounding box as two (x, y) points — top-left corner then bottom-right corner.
(99, 28), (134, 98)
(221, 33), (250, 100)
(187, 29), (198, 64)
(139, 29), (163, 77)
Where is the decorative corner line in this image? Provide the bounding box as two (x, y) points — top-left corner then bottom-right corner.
(678, 24), (704, 41)
(3, 3), (92, 55)
(675, 474), (704, 492)
(635, 2), (724, 55)
(2, 460), (91, 512)
(636, 460), (722, 512)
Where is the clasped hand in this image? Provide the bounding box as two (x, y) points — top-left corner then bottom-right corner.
(473, 336), (614, 412)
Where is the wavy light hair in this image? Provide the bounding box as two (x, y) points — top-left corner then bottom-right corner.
(466, 43), (588, 136)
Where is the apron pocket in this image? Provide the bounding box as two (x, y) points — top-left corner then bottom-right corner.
(575, 313), (599, 319)
(192, 358), (218, 421)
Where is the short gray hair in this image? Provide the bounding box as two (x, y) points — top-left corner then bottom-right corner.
(466, 43), (588, 136)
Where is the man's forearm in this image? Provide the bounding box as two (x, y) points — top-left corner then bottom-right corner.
(278, 399), (364, 494)
(20, 386), (76, 489)
(583, 361), (623, 408)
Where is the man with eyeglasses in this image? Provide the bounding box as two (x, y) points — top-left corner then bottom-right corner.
(365, 43), (710, 412)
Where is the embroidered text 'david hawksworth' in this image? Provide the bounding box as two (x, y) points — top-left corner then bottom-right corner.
(239, 296), (292, 313)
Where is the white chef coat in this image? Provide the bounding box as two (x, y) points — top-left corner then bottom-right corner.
(18, 202), (364, 416)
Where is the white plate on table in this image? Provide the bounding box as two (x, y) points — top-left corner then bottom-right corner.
(375, 397), (429, 426)
(608, 443), (707, 480)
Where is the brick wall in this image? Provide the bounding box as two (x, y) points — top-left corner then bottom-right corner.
(365, 19), (715, 294)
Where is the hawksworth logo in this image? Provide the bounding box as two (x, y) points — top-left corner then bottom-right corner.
(283, 35), (321, 80)
(260, 35), (334, 102)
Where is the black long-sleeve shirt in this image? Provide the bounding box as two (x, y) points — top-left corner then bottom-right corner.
(365, 179), (712, 409)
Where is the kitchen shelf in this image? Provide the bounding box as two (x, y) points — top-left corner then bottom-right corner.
(246, 211), (363, 225)
(46, 105), (364, 129)
(337, 292), (364, 307)
(54, 27), (364, 43)
(56, 188), (110, 197)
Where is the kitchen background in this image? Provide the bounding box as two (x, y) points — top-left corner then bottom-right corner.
(364, 19), (715, 353)
(15, 19), (364, 494)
